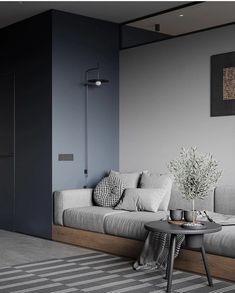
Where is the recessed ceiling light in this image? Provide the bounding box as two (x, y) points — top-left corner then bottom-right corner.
(179, 14), (184, 17)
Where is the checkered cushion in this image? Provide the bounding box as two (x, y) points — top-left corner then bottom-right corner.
(93, 174), (125, 207)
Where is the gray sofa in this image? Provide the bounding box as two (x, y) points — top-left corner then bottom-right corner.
(53, 185), (235, 259)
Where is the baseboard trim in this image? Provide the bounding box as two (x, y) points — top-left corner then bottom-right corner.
(52, 225), (235, 282)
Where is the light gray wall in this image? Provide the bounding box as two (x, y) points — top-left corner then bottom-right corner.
(120, 25), (235, 185)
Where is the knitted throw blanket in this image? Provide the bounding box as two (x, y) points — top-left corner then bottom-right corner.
(133, 231), (185, 271)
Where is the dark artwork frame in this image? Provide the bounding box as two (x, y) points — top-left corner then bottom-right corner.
(211, 51), (235, 116)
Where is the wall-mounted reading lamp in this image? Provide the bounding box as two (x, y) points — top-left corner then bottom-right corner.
(84, 64), (109, 188)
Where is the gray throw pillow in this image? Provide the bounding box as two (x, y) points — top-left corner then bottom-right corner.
(140, 173), (173, 211)
(110, 170), (143, 188)
(93, 173), (125, 207)
(115, 188), (166, 212)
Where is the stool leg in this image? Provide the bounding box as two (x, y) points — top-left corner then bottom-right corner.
(201, 245), (213, 286)
(166, 234), (176, 293)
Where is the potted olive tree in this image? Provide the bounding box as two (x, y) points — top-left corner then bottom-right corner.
(168, 147), (222, 226)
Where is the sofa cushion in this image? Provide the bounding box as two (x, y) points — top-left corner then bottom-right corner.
(140, 173), (173, 211)
(93, 173), (125, 207)
(115, 188), (167, 212)
(104, 211), (168, 241)
(53, 189), (93, 226)
(110, 170), (141, 188)
(214, 185), (235, 215)
(204, 225), (235, 258)
(63, 206), (126, 233)
(194, 211), (235, 258)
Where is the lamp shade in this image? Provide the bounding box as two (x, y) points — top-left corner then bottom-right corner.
(87, 79), (109, 86)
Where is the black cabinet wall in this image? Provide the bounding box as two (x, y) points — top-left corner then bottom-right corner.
(0, 12), (52, 239)
(0, 74), (14, 231)
(14, 14), (52, 238)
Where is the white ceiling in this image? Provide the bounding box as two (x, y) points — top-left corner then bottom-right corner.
(0, 1), (186, 29)
(129, 2), (235, 35)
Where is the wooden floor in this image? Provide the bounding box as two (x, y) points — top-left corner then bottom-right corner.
(52, 225), (235, 283)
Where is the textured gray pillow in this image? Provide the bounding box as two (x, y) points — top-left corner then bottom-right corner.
(93, 173), (125, 207)
(110, 170), (142, 188)
(140, 173), (173, 211)
(115, 188), (166, 212)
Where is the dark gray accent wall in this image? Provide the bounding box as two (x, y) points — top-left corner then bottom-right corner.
(52, 10), (119, 190)
(0, 12), (52, 238)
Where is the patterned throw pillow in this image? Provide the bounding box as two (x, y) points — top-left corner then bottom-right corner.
(93, 173), (125, 207)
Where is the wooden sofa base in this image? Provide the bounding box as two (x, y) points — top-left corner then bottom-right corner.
(52, 225), (235, 282)
(52, 224), (143, 259)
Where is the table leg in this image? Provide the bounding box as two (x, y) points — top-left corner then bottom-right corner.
(165, 235), (175, 280)
(164, 235), (172, 280)
(166, 234), (176, 293)
(201, 245), (213, 286)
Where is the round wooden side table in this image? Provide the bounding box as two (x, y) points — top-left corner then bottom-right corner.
(145, 221), (222, 293)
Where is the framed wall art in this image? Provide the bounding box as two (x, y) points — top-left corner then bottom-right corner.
(211, 51), (235, 116)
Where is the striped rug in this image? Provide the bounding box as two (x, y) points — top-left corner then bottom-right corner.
(0, 251), (234, 293)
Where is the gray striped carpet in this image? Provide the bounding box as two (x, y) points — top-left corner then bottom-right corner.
(0, 251), (234, 293)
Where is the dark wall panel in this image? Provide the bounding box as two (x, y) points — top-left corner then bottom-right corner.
(14, 13), (52, 238)
(0, 12), (52, 239)
(0, 74), (14, 230)
(52, 10), (119, 190)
